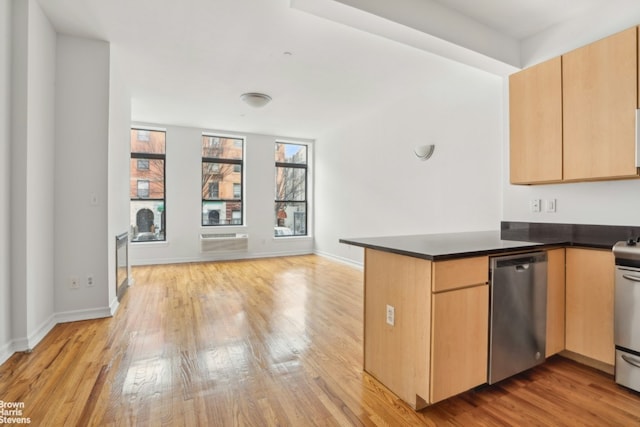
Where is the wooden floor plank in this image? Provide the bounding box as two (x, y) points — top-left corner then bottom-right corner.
(1, 255), (640, 426)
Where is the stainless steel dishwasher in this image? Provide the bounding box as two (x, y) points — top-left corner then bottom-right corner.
(488, 252), (547, 384)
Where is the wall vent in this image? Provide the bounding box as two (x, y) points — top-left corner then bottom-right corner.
(200, 233), (249, 253)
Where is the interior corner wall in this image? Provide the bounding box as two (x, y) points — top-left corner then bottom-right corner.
(107, 46), (131, 310)
(0, 0), (12, 363)
(313, 68), (504, 265)
(10, 0), (57, 351)
(54, 35), (111, 319)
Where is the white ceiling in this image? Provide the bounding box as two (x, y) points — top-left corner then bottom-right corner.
(433, 0), (604, 40)
(34, 0), (626, 139)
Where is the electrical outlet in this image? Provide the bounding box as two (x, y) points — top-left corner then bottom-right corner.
(530, 199), (541, 213)
(87, 275), (94, 287)
(386, 304), (395, 326)
(70, 276), (79, 289)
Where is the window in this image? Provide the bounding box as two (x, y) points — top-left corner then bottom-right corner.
(275, 142), (307, 237)
(130, 128), (166, 242)
(137, 130), (150, 141)
(209, 182), (219, 199)
(137, 180), (150, 198)
(137, 159), (149, 170)
(202, 135), (244, 226)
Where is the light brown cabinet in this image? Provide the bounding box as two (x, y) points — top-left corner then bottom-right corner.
(430, 284), (488, 403)
(509, 26), (640, 184)
(509, 57), (562, 184)
(565, 248), (615, 365)
(363, 249), (488, 409)
(363, 249), (431, 410)
(546, 248), (565, 357)
(563, 27), (638, 181)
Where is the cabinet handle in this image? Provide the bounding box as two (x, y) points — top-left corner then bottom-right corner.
(621, 354), (640, 369)
(622, 274), (640, 283)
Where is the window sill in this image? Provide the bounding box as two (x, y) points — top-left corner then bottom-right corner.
(273, 235), (313, 242)
(130, 240), (169, 247)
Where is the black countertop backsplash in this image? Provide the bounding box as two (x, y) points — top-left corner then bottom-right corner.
(501, 221), (640, 250)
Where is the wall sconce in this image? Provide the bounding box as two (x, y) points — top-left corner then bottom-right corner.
(414, 144), (435, 161)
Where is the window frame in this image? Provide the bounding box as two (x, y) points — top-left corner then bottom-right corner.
(275, 141), (309, 238)
(130, 127), (167, 243)
(201, 134), (245, 227)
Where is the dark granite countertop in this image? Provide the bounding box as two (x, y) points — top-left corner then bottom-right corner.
(339, 230), (559, 261)
(340, 222), (633, 261)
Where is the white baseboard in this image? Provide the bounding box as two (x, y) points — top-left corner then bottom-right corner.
(314, 250), (363, 270)
(130, 249), (315, 266)
(109, 297), (120, 316)
(0, 307), (113, 368)
(0, 340), (13, 366)
(27, 314), (57, 350)
(55, 307), (113, 324)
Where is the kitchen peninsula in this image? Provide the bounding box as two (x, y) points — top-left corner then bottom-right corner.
(340, 230), (558, 409)
(340, 223), (629, 410)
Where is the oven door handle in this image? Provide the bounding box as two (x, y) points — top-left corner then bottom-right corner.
(622, 274), (640, 283)
(621, 354), (640, 369)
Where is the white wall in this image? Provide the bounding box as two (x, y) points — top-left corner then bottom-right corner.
(10, 0), (57, 351)
(314, 67), (504, 265)
(54, 35), (112, 319)
(521, 1), (640, 68)
(107, 46), (132, 309)
(0, 0), (12, 363)
(129, 124), (314, 265)
(504, 11), (640, 227)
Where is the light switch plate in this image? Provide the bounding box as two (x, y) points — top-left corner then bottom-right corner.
(546, 199), (557, 213)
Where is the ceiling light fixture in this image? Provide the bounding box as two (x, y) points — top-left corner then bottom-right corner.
(240, 92), (272, 108)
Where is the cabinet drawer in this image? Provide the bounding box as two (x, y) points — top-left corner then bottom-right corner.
(432, 256), (488, 292)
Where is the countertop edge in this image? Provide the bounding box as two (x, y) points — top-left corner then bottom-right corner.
(338, 238), (570, 261)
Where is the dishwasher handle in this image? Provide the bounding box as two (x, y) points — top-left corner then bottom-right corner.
(492, 252), (547, 270)
(622, 273), (640, 283)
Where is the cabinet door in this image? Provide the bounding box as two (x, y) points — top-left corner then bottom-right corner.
(431, 284), (488, 403)
(363, 249), (431, 409)
(509, 57), (563, 184)
(546, 248), (565, 357)
(563, 27), (638, 181)
(565, 248), (615, 365)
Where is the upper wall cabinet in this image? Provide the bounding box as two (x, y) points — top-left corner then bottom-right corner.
(563, 27), (638, 181)
(509, 57), (563, 184)
(509, 26), (640, 185)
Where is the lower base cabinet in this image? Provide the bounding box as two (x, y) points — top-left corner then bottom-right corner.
(565, 248), (615, 365)
(363, 249), (488, 409)
(431, 284), (488, 403)
(362, 244), (615, 409)
(546, 248), (566, 357)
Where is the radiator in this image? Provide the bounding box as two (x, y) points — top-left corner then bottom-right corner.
(200, 233), (249, 253)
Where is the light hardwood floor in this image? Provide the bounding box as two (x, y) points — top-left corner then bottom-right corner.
(1, 255), (640, 426)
